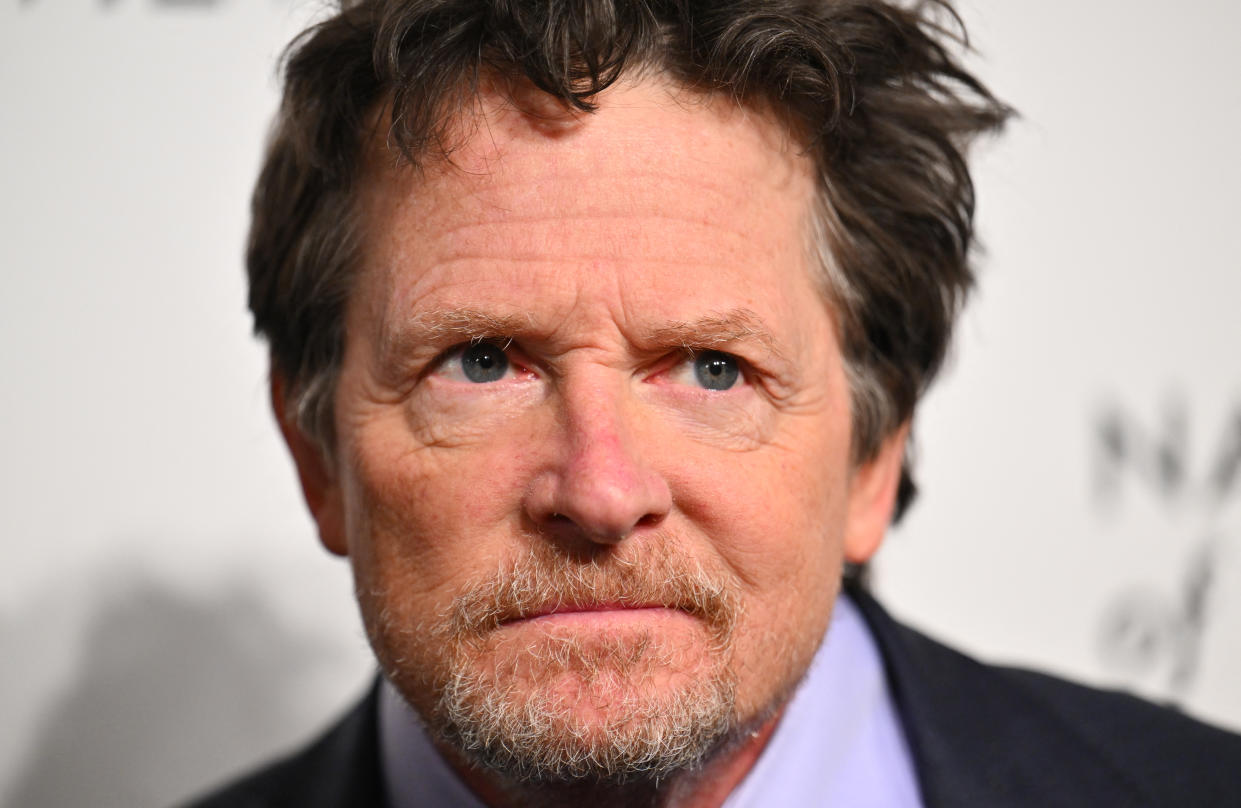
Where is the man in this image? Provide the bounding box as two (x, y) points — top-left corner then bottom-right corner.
(189, 1), (1241, 805)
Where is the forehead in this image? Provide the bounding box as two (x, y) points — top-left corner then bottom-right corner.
(354, 78), (821, 326)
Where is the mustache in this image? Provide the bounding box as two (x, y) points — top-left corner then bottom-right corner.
(443, 544), (741, 640)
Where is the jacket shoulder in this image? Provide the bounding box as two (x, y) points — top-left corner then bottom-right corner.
(849, 586), (1241, 806)
(179, 684), (387, 808)
(998, 663), (1241, 794)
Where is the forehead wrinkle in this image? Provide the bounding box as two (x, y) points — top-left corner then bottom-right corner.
(437, 167), (755, 217)
(390, 86), (812, 227)
(409, 182), (764, 266)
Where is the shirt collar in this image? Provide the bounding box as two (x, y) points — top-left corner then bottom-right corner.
(721, 591), (922, 807)
(379, 679), (487, 808)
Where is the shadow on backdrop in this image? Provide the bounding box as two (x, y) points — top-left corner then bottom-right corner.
(6, 568), (366, 808)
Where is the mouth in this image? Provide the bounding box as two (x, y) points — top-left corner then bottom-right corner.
(499, 603), (693, 630)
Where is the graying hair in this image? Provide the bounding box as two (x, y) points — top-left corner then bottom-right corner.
(248, 0), (1012, 519)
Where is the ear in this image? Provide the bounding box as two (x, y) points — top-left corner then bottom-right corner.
(271, 372), (349, 557)
(843, 421), (911, 564)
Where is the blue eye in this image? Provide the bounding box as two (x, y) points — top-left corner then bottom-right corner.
(693, 351), (740, 390)
(460, 342), (509, 383)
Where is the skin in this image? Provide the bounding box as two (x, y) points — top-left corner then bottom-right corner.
(276, 77), (908, 808)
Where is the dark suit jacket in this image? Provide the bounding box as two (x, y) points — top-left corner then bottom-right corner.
(184, 588), (1241, 807)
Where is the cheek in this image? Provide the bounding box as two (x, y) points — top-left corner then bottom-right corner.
(670, 440), (849, 714)
(404, 380), (544, 449)
(341, 410), (537, 603)
(674, 431), (850, 584)
(642, 386), (778, 453)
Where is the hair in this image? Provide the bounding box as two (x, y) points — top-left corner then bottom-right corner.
(248, 0), (1011, 522)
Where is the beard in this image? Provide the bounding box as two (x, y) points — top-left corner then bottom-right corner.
(364, 541), (746, 787)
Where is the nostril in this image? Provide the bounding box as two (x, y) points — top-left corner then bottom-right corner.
(635, 513), (663, 529)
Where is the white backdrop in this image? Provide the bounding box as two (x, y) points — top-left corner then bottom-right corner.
(1, 2), (1238, 806)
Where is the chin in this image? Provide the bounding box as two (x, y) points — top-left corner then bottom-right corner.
(398, 617), (737, 783)
(358, 539), (803, 785)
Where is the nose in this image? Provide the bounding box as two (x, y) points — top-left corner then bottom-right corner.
(524, 380), (671, 545)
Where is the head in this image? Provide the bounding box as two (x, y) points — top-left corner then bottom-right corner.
(250, 0), (1008, 795)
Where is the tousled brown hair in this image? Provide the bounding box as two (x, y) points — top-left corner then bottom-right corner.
(249, 0), (1011, 520)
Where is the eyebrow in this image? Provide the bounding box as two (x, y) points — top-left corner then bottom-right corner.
(645, 309), (788, 363)
(378, 308), (534, 367)
(379, 307), (788, 365)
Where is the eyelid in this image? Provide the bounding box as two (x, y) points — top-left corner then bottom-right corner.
(428, 338), (530, 383)
(429, 337), (505, 363)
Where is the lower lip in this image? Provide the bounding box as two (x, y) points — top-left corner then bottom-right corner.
(505, 606), (692, 630)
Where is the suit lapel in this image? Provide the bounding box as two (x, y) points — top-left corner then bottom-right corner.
(848, 585), (1152, 807)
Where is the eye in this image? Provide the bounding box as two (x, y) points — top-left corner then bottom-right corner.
(666, 350), (741, 391)
(694, 351), (740, 390)
(436, 341), (513, 383)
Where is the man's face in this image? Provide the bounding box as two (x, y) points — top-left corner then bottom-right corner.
(291, 79), (901, 782)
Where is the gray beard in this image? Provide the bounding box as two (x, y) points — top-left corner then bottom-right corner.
(371, 543), (747, 789)
(433, 630), (737, 785)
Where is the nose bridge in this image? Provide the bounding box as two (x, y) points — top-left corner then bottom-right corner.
(564, 378), (639, 486)
(531, 368), (671, 543)
(562, 371), (628, 453)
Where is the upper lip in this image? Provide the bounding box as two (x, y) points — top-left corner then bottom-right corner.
(504, 601), (673, 623)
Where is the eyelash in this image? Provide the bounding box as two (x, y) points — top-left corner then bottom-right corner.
(429, 339), (523, 380)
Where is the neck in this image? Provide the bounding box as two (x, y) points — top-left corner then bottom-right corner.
(445, 711), (782, 808)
